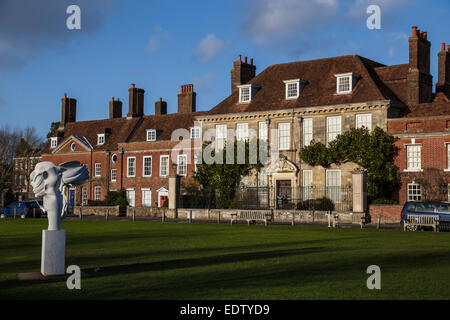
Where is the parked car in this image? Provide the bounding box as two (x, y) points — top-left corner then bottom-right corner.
(28, 200), (46, 215)
(0, 201), (43, 219)
(401, 201), (450, 230)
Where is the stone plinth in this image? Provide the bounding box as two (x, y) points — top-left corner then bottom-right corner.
(352, 169), (367, 214)
(41, 229), (66, 276)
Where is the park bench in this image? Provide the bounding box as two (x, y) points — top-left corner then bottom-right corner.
(403, 214), (439, 232)
(230, 210), (273, 226)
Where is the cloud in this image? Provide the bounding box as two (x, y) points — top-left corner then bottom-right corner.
(194, 34), (228, 63)
(0, 0), (115, 71)
(192, 72), (216, 93)
(242, 0), (338, 44)
(146, 26), (169, 54)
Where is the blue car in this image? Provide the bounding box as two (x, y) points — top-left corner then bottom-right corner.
(1, 201), (43, 218)
(401, 201), (450, 230)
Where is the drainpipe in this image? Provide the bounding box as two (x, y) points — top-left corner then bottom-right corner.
(105, 151), (110, 194)
(119, 147), (124, 191)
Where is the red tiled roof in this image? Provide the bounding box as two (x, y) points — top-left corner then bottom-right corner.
(41, 117), (141, 154)
(208, 55), (403, 116)
(128, 111), (210, 143)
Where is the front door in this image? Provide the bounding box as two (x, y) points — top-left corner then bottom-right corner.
(276, 180), (292, 209)
(159, 195), (168, 207)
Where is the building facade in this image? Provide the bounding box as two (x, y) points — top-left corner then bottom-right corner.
(33, 25), (450, 209)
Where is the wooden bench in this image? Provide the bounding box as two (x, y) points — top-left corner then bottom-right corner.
(403, 214), (439, 232)
(231, 210), (273, 226)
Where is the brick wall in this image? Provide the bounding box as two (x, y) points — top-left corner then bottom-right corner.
(369, 205), (403, 223)
(74, 205), (120, 216)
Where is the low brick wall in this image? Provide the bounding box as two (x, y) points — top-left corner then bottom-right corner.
(74, 206), (120, 216)
(369, 205), (403, 224)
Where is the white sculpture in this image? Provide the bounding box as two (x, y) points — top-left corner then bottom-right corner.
(30, 161), (89, 275)
(31, 161), (89, 230)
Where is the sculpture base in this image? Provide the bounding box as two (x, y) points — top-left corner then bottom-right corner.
(41, 229), (66, 276)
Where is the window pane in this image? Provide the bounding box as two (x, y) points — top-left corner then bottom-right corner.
(338, 77), (350, 93)
(160, 156), (169, 176)
(326, 170), (341, 203)
(216, 125), (227, 151)
(177, 155), (187, 176)
(278, 123), (290, 150)
(356, 114), (372, 131)
(127, 158), (135, 177)
(407, 184), (421, 201)
(407, 146), (421, 170)
(327, 116), (341, 145)
(143, 157), (152, 177)
(303, 118), (313, 146)
(287, 82), (298, 98)
(303, 170), (313, 200)
(259, 122), (268, 141)
(236, 123), (248, 141)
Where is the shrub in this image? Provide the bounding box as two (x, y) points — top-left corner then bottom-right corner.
(105, 189), (128, 214)
(297, 197), (334, 211)
(371, 198), (397, 205)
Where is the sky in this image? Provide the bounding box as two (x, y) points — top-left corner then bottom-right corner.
(1, 0), (450, 139)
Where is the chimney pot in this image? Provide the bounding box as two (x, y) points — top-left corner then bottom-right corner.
(412, 26), (418, 37)
(238, 54), (242, 62)
(244, 56), (248, 63)
(131, 83), (135, 88)
(250, 58), (253, 65)
(424, 32), (427, 40)
(447, 45), (450, 52)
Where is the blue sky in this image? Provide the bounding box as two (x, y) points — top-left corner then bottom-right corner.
(1, 0), (450, 139)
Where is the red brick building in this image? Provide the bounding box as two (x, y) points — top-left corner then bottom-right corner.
(40, 84), (205, 208)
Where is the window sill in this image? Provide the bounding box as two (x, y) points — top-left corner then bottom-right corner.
(403, 169), (423, 173)
(444, 169), (450, 172)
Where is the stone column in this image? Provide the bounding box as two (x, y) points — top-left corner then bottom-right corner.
(352, 169), (367, 214)
(168, 174), (180, 210)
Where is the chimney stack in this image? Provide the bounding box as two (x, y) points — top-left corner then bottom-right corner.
(109, 97), (123, 119)
(407, 26), (433, 105)
(127, 83), (145, 118)
(177, 84), (196, 113)
(230, 54), (256, 94)
(436, 42), (450, 97)
(61, 94), (77, 124)
(155, 97), (167, 115)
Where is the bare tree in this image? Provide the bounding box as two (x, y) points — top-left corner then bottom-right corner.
(409, 168), (450, 201)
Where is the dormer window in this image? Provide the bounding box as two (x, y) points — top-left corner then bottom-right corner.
(97, 134), (106, 145)
(283, 79), (307, 100)
(146, 129), (156, 142)
(50, 137), (58, 149)
(335, 73), (358, 94)
(238, 84), (257, 104)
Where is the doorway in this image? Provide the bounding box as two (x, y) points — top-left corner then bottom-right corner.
(276, 180), (292, 209)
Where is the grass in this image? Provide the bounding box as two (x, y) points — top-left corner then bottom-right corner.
(1, 219), (450, 300)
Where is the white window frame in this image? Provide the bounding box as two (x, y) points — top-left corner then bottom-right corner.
(143, 156), (152, 177)
(142, 188), (152, 208)
(326, 170), (342, 204)
(94, 163), (101, 177)
(446, 144), (450, 171)
(356, 114), (372, 131)
(303, 118), (313, 147)
(283, 79), (300, 100)
(302, 170), (313, 200)
(236, 123), (249, 141)
(146, 129), (157, 142)
(238, 84), (253, 104)
(160, 155), (169, 177)
(127, 157), (136, 177)
(190, 127), (201, 139)
(50, 137), (58, 149)
(407, 183), (421, 201)
(94, 186), (101, 201)
(405, 145), (422, 172)
(259, 121), (268, 141)
(97, 134), (105, 145)
(111, 169), (117, 182)
(326, 116), (342, 146)
(335, 73), (354, 94)
(177, 154), (187, 177)
(215, 124), (227, 151)
(278, 122), (291, 151)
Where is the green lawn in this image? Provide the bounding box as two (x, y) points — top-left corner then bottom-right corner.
(1, 219), (450, 300)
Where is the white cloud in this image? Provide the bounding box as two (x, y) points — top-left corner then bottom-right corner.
(192, 72), (216, 92)
(194, 34), (228, 63)
(242, 0), (338, 44)
(146, 26), (169, 54)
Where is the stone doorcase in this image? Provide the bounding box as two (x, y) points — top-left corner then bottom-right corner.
(267, 156), (300, 208)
